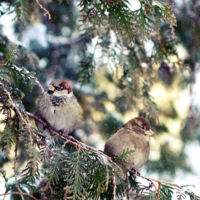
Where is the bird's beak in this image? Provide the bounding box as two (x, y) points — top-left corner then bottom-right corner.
(145, 129), (154, 136)
(48, 85), (55, 92)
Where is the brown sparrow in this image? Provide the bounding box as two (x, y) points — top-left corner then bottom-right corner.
(35, 80), (82, 137)
(104, 117), (154, 172)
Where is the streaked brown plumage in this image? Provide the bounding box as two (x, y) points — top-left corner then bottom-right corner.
(104, 117), (154, 171)
(35, 80), (81, 137)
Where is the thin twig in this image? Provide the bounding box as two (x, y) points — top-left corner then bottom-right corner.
(29, 111), (184, 197)
(156, 180), (161, 200)
(126, 170), (130, 200)
(27, 112), (112, 159)
(126, 45), (148, 79)
(17, 66), (44, 94)
(113, 175), (116, 200)
(183, 0), (200, 29)
(137, 175), (182, 200)
(149, 32), (167, 54)
(3, 88), (43, 147)
(137, 174), (158, 192)
(150, 178), (181, 189)
(33, 78), (45, 94)
(1, 83), (56, 155)
(13, 143), (25, 200)
(35, 0), (51, 20)
(0, 192), (38, 200)
(137, 173), (182, 200)
(4, 89), (33, 134)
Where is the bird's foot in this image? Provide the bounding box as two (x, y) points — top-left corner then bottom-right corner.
(58, 130), (66, 137)
(36, 137), (46, 146)
(41, 120), (55, 136)
(42, 120), (48, 130)
(112, 155), (118, 161)
(130, 168), (140, 176)
(41, 136), (46, 144)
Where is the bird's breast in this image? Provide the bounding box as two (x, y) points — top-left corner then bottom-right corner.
(50, 95), (76, 107)
(104, 128), (150, 171)
(37, 94), (81, 134)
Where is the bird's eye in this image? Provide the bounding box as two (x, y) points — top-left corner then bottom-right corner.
(141, 126), (145, 130)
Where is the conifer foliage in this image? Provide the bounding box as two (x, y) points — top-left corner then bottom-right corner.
(0, 0), (200, 199)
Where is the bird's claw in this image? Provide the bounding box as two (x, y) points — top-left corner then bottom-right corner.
(130, 168), (140, 176)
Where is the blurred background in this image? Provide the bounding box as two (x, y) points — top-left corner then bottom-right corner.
(0, 0), (200, 198)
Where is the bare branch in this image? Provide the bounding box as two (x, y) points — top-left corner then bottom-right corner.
(183, 0), (200, 29)
(13, 143), (25, 200)
(35, 0), (51, 20)
(27, 112), (111, 158)
(0, 192), (38, 200)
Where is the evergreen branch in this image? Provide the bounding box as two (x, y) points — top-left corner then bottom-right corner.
(13, 0), (26, 21)
(10, 65), (44, 93)
(28, 112), (196, 199)
(2, 85), (36, 141)
(1, 80), (192, 199)
(65, 148), (88, 199)
(126, 44), (149, 78)
(21, 159), (40, 183)
(27, 112), (111, 159)
(45, 157), (60, 186)
(78, 54), (95, 84)
(0, 118), (17, 157)
(2, 45), (19, 67)
(137, 175), (182, 200)
(115, 149), (134, 164)
(1, 64), (44, 94)
(78, 0), (176, 42)
(71, 148), (82, 198)
(0, 68), (11, 85)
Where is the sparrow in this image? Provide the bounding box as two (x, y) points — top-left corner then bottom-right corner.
(35, 80), (82, 137)
(104, 117), (154, 172)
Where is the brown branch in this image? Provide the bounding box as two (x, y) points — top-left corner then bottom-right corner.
(1, 83), (47, 148)
(138, 173), (182, 189)
(35, 0), (51, 20)
(26, 112), (111, 158)
(4, 89), (33, 134)
(149, 32), (167, 54)
(13, 143), (25, 200)
(156, 180), (161, 200)
(18, 66), (45, 94)
(0, 63), (5, 67)
(33, 78), (45, 94)
(126, 170), (130, 200)
(183, 0), (200, 30)
(150, 178), (181, 189)
(3, 88), (44, 147)
(28, 112), (185, 198)
(126, 45), (147, 79)
(113, 175), (116, 199)
(0, 192), (38, 200)
(137, 174), (158, 192)
(137, 174), (182, 200)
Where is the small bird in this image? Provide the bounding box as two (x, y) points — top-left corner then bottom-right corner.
(35, 80), (82, 138)
(104, 117), (154, 172)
